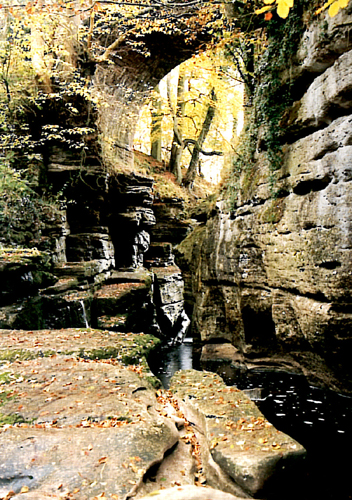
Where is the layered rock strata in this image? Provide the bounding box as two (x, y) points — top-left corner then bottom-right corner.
(177, 9), (352, 393)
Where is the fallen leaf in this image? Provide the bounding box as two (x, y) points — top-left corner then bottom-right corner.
(20, 486), (29, 493)
(98, 456), (107, 464)
(4, 491), (16, 500)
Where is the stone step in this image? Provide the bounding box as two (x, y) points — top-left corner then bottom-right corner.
(53, 260), (111, 279)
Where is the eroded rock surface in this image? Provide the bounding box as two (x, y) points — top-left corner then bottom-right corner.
(170, 370), (306, 499)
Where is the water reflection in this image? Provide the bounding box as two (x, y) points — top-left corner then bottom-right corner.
(148, 339), (194, 388)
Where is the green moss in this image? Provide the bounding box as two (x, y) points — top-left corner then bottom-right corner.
(176, 225), (207, 265)
(0, 372), (12, 385)
(0, 349), (39, 362)
(0, 412), (28, 426)
(261, 198), (285, 224)
(224, 4), (308, 207)
(78, 347), (121, 360)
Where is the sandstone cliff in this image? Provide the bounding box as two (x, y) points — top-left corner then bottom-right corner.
(177, 7), (352, 394)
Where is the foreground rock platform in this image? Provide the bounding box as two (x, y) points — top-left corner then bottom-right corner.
(170, 370), (306, 498)
(0, 328), (160, 367)
(0, 330), (307, 500)
(0, 354), (178, 500)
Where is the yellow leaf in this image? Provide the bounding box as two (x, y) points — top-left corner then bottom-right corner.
(328, 0), (340, 15)
(276, 0), (293, 18)
(264, 0), (276, 3)
(315, 0), (336, 14)
(338, 0), (349, 7)
(255, 5), (272, 14)
(20, 486), (30, 493)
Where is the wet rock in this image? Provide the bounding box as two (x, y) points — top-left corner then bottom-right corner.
(152, 266), (189, 340)
(200, 344), (245, 383)
(170, 370), (306, 498)
(0, 250), (55, 305)
(93, 280), (154, 333)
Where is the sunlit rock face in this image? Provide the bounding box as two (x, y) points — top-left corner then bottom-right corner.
(177, 9), (352, 394)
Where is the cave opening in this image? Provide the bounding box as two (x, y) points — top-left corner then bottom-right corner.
(241, 305), (277, 353)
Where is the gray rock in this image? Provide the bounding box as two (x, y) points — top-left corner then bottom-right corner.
(284, 49), (352, 132)
(136, 485), (244, 500)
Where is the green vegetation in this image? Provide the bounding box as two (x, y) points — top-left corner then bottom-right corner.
(0, 372), (30, 427)
(223, 3), (308, 208)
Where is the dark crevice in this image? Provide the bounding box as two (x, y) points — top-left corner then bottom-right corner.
(317, 261), (342, 270)
(141, 441), (179, 484)
(282, 97), (352, 146)
(293, 175), (332, 195)
(242, 306), (276, 349)
(275, 286), (330, 303)
(313, 145), (339, 161)
(240, 242), (260, 249)
(330, 303), (352, 313)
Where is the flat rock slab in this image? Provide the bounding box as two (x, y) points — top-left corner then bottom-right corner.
(1, 414), (178, 500)
(0, 357), (179, 499)
(0, 356), (157, 426)
(108, 269), (153, 283)
(170, 370), (306, 498)
(136, 485), (243, 500)
(93, 283), (150, 317)
(0, 328), (160, 365)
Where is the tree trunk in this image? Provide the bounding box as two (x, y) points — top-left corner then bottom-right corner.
(30, 1), (52, 94)
(150, 84), (163, 161)
(167, 68), (186, 184)
(183, 88), (216, 189)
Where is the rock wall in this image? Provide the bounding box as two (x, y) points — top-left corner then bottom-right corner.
(177, 9), (352, 394)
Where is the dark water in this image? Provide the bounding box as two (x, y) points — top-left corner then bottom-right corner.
(147, 338), (197, 388)
(149, 342), (352, 500)
(234, 371), (352, 500)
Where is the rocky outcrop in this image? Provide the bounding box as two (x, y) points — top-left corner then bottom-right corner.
(0, 331), (177, 500)
(170, 370), (306, 499)
(0, 330), (306, 500)
(177, 9), (352, 394)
